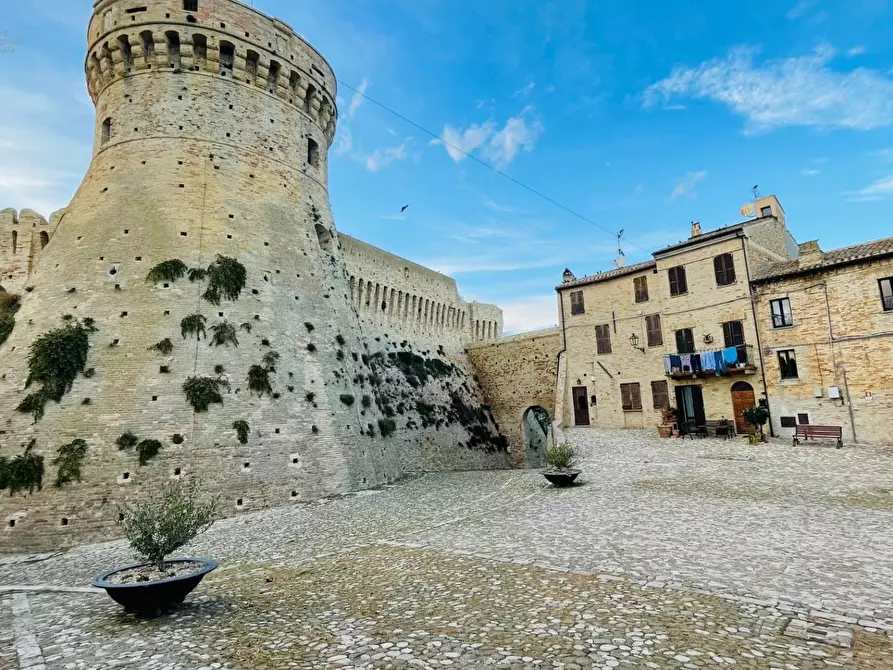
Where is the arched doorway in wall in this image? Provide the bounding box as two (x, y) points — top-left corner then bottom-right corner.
(522, 406), (551, 468)
(731, 381), (756, 435)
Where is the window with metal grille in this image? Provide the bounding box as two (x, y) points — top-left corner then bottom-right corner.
(620, 382), (642, 411)
(651, 380), (669, 409)
(714, 253), (736, 286)
(595, 324), (612, 354)
(770, 298), (793, 327)
(675, 328), (695, 354)
(633, 275), (649, 303)
(183, 0), (198, 10)
(570, 290), (584, 315)
(778, 349), (798, 379)
(880, 277), (893, 311)
(668, 265), (687, 296)
(645, 314), (663, 347)
(722, 320), (745, 347)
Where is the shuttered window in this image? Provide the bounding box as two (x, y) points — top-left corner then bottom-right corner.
(570, 290), (585, 315)
(633, 276), (649, 303)
(668, 266), (687, 296)
(645, 314), (663, 347)
(778, 349), (798, 379)
(675, 328), (695, 354)
(651, 380), (669, 409)
(620, 382), (642, 411)
(595, 324), (612, 354)
(722, 320), (745, 347)
(714, 253), (736, 286)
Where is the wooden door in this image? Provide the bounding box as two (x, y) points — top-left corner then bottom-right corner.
(731, 386), (755, 434)
(572, 387), (590, 426)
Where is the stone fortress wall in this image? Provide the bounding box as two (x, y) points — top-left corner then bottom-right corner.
(0, 0), (508, 552)
(340, 234), (502, 347)
(0, 210), (63, 295)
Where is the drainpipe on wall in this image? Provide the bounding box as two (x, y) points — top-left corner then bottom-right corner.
(554, 288), (569, 434)
(822, 282), (858, 443)
(739, 233), (774, 437)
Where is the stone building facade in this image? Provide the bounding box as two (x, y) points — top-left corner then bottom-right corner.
(555, 196), (799, 436)
(0, 0), (505, 552)
(752, 238), (893, 444)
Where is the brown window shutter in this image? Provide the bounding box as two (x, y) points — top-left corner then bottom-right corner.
(631, 383), (642, 410)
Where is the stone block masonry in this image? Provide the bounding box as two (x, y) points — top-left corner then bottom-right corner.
(0, 0), (508, 552)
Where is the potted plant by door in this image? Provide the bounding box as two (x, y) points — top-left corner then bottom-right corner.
(657, 406), (677, 438)
(92, 481), (219, 617)
(743, 405), (770, 445)
(542, 444), (580, 487)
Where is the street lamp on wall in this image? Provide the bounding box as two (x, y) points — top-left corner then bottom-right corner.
(629, 333), (645, 355)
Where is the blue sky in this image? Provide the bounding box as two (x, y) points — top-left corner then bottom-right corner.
(2, 0), (893, 333)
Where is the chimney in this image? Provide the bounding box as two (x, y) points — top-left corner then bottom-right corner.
(690, 221), (702, 237)
(562, 268), (576, 283)
(797, 240), (823, 265)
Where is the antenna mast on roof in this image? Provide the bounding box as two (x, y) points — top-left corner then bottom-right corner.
(613, 229), (627, 268)
(752, 184), (760, 200)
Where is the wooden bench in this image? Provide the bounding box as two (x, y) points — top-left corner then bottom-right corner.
(704, 420), (735, 440)
(793, 424), (843, 449)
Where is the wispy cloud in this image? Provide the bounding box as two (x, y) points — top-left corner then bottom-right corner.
(482, 196), (522, 214)
(364, 139), (412, 172)
(786, 0), (815, 20)
(347, 77), (369, 120)
(847, 46), (866, 57)
(333, 125), (353, 156)
(433, 107), (543, 168)
(499, 293), (559, 334)
(670, 171), (707, 200)
(644, 44), (893, 132)
(844, 174), (893, 202)
(513, 81), (536, 98)
(870, 148), (893, 161)
(800, 167), (821, 176)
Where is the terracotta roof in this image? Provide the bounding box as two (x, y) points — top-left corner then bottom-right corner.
(753, 235), (893, 282)
(556, 260), (656, 290)
(653, 216), (775, 256)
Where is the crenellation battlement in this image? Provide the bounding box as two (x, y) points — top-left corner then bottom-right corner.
(87, 1), (337, 143)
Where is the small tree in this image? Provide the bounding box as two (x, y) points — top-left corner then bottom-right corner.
(743, 405), (770, 442)
(117, 481), (218, 571)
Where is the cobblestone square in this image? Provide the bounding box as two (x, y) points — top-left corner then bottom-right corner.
(2, 429), (893, 669)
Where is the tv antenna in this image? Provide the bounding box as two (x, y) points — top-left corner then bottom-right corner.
(752, 184), (760, 200)
(613, 229), (627, 268)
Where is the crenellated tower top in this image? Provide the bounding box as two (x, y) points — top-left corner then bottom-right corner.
(86, 0), (337, 146)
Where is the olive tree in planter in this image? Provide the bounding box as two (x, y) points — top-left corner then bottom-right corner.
(92, 481), (219, 617)
(542, 443), (580, 487)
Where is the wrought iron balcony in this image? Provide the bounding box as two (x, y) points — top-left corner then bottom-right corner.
(662, 344), (756, 379)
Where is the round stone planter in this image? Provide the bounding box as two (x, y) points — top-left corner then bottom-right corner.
(92, 558), (218, 617)
(543, 469), (581, 487)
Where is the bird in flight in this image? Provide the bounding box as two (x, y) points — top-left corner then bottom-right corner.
(400, 205), (409, 213)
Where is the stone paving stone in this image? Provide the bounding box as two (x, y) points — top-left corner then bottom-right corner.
(1, 428), (892, 668)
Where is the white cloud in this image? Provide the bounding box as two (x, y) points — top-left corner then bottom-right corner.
(847, 46), (866, 57)
(364, 140), (411, 172)
(434, 108), (543, 167)
(670, 171), (707, 200)
(333, 125), (353, 156)
(481, 196), (522, 214)
(513, 81), (536, 98)
(436, 122), (495, 163)
(844, 174), (893, 202)
(347, 77), (369, 120)
(800, 167), (821, 175)
(644, 44), (893, 132)
(499, 294), (559, 334)
(483, 113), (543, 167)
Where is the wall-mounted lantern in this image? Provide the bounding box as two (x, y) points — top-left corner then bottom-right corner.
(629, 333), (645, 354)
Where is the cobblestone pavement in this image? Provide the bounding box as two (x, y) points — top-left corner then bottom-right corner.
(2, 429), (893, 669)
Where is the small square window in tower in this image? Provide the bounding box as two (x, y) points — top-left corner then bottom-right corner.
(183, 0), (198, 11)
(307, 138), (319, 168)
(101, 118), (111, 146)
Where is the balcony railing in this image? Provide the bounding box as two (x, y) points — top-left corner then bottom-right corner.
(663, 344), (756, 379)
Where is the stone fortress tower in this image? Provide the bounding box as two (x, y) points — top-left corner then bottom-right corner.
(0, 0), (505, 550)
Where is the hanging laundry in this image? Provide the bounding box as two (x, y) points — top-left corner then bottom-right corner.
(701, 352), (716, 372)
(669, 354), (682, 373)
(713, 350), (727, 375)
(723, 346), (739, 366)
(663, 355), (672, 373)
(691, 354), (702, 373)
(680, 354), (692, 372)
